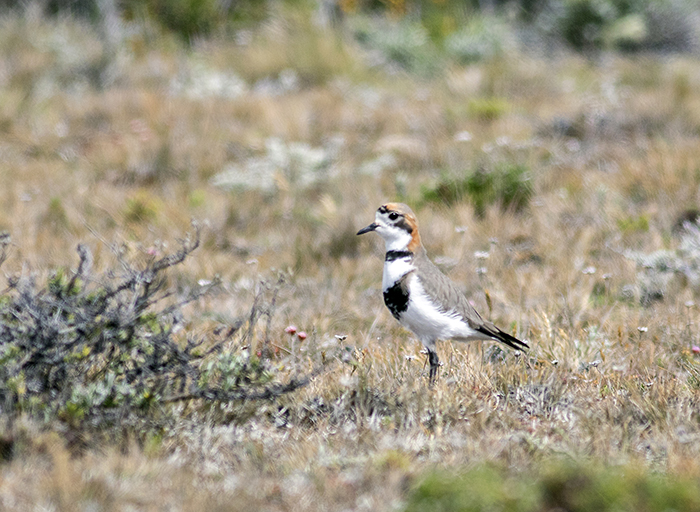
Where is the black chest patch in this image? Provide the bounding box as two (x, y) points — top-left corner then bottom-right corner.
(383, 280), (410, 320)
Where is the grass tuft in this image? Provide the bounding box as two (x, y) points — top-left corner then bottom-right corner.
(421, 164), (533, 218)
(406, 462), (700, 512)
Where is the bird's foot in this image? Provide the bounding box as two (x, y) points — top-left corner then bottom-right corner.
(420, 348), (441, 385)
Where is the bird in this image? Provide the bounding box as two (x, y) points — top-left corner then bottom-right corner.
(357, 202), (528, 381)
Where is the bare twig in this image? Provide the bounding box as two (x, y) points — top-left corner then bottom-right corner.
(0, 227), (330, 442)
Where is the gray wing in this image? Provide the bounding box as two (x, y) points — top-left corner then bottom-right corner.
(414, 250), (486, 326)
(415, 251), (529, 351)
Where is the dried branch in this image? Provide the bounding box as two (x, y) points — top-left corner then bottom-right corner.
(0, 227), (330, 440)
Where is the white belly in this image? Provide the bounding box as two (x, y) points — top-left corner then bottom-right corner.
(400, 277), (488, 346)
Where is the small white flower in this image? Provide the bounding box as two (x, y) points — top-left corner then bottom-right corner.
(566, 139), (581, 152)
(637, 326), (648, 333)
(454, 131), (472, 142)
(340, 375), (358, 388)
(496, 136), (511, 146)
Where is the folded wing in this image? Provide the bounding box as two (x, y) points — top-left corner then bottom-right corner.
(414, 250), (529, 351)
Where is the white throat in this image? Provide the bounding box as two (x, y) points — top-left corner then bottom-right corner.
(378, 227), (412, 252)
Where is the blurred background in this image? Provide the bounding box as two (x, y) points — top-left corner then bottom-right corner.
(4, 0), (700, 272)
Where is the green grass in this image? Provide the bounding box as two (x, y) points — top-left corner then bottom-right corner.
(420, 164), (533, 218)
(407, 462), (700, 512)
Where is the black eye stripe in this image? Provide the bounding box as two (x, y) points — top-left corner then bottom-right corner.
(396, 217), (413, 234)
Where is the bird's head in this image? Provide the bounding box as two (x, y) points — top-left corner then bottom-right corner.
(357, 203), (422, 252)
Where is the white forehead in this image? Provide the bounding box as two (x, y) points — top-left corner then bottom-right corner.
(375, 209), (395, 223)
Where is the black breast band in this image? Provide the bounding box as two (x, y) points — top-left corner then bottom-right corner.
(385, 250), (413, 262)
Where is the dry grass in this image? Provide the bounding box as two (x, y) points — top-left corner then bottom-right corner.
(2, 8), (700, 511)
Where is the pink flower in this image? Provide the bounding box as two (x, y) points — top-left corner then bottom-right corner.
(285, 325), (297, 335)
(297, 331), (307, 340)
(692, 345), (700, 354)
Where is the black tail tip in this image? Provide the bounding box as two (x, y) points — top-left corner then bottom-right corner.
(500, 331), (529, 352)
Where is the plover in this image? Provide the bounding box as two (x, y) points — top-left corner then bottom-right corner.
(357, 203), (528, 381)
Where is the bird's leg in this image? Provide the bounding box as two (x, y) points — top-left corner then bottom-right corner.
(427, 349), (439, 384)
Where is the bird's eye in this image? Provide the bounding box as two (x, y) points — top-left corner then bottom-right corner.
(388, 212), (399, 221)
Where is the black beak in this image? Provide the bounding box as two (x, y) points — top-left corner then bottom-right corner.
(357, 223), (378, 235)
